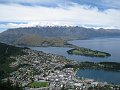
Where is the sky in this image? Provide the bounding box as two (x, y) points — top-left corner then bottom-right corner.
(0, 0), (120, 32)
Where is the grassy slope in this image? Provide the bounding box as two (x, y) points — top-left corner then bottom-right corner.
(15, 34), (65, 47)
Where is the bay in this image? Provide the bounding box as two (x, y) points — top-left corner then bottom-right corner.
(30, 37), (120, 84)
(76, 69), (120, 84)
(30, 37), (120, 62)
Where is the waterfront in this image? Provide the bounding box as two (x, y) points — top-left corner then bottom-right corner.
(30, 37), (120, 62)
(30, 37), (120, 84)
(69, 37), (120, 62)
(76, 69), (120, 84)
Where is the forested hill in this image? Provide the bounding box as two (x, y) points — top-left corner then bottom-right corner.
(0, 42), (26, 58)
(0, 26), (120, 46)
(0, 42), (26, 79)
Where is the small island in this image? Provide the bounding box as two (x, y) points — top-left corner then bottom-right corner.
(67, 48), (111, 58)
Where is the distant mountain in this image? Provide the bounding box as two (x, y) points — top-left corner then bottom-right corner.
(0, 26), (120, 46)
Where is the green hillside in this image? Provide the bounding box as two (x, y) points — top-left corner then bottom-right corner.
(15, 34), (65, 47)
(0, 42), (26, 79)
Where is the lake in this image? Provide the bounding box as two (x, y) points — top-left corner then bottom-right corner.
(76, 69), (120, 84)
(30, 37), (120, 62)
(30, 37), (120, 84)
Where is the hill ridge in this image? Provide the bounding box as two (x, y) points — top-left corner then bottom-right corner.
(0, 26), (120, 46)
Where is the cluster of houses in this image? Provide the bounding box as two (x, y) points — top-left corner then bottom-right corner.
(8, 49), (119, 90)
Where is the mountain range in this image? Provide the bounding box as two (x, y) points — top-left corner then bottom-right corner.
(0, 26), (120, 46)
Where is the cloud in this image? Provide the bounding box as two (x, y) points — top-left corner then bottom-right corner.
(0, 0), (67, 7)
(102, 0), (120, 9)
(0, 0), (57, 4)
(0, 3), (120, 30)
(1, 0), (120, 10)
(68, 0), (120, 10)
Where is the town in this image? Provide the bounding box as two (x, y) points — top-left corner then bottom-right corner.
(4, 49), (119, 90)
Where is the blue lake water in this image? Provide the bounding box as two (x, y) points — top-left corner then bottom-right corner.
(76, 69), (120, 84)
(68, 37), (120, 62)
(30, 37), (120, 84)
(30, 37), (120, 62)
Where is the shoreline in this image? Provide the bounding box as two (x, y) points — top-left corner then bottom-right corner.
(1, 43), (120, 89)
(64, 61), (120, 84)
(17, 39), (111, 58)
(75, 68), (120, 85)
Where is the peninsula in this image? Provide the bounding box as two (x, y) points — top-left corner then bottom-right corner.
(67, 48), (111, 58)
